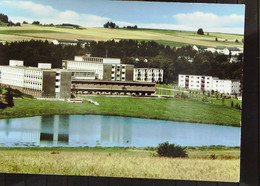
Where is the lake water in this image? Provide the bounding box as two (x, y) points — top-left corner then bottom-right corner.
(0, 115), (241, 147)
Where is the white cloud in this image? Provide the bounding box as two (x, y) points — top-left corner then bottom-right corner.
(173, 11), (244, 33)
(1, 0), (110, 27)
(113, 11), (244, 34)
(115, 21), (136, 27)
(1, 0), (57, 17)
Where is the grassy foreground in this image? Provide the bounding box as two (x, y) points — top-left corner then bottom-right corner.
(0, 147), (240, 182)
(0, 96), (241, 126)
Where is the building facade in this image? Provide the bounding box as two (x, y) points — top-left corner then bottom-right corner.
(74, 55), (121, 64)
(0, 60), (72, 99)
(103, 64), (134, 81)
(71, 80), (156, 96)
(62, 60), (103, 79)
(133, 68), (163, 83)
(62, 56), (122, 80)
(178, 74), (241, 94)
(0, 59), (157, 98)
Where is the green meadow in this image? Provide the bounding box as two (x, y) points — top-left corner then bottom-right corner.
(0, 96), (241, 126)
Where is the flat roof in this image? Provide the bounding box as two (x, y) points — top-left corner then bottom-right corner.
(0, 65), (71, 72)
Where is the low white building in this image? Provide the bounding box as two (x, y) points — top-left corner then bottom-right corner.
(133, 68), (163, 83)
(215, 46), (230, 55)
(52, 40), (78, 46)
(178, 74), (241, 94)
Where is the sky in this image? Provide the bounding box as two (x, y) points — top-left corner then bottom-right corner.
(0, 0), (245, 34)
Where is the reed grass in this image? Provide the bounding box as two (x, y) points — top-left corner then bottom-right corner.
(0, 147), (240, 182)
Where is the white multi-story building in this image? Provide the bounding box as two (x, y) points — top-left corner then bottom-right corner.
(178, 75), (213, 92)
(212, 79), (241, 94)
(62, 55), (122, 80)
(0, 60), (72, 98)
(62, 60), (103, 79)
(133, 68), (163, 83)
(178, 74), (241, 94)
(0, 61), (25, 89)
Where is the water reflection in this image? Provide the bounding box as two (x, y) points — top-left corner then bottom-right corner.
(40, 115), (69, 146)
(0, 115), (241, 147)
(100, 116), (132, 146)
(4, 119), (10, 136)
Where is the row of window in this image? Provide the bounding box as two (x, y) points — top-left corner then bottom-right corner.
(182, 75), (210, 80)
(136, 69), (162, 72)
(83, 57), (103, 63)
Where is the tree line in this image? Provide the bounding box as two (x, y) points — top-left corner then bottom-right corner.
(0, 40), (86, 68)
(0, 13), (20, 26)
(103, 21), (138, 30)
(0, 40), (242, 83)
(0, 13), (8, 23)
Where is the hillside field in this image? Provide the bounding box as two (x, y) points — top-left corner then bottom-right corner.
(0, 24), (243, 48)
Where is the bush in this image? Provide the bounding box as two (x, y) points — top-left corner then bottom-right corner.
(235, 103), (241, 110)
(157, 142), (187, 158)
(181, 92), (188, 99)
(197, 28), (204, 35)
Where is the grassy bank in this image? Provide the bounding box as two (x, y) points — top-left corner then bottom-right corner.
(0, 147), (240, 182)
(0, 96), (241, 126)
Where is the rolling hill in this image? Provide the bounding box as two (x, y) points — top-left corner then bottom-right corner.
(0, 24), (244, 49)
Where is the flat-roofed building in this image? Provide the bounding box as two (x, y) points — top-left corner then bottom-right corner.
(178, 74), (241, 94)
(71, 80), (156, 96)
(178, 74), (213, 92)
(103, 64), (134, 81)
(74, 55), (121, 64)
(63, 56), (123, 80)
(0, 58), (158, 99)
(0, 60), (72, 99)
(212, 79), (241, 94)
(62, 60), (103, 79)
(134, 68), (163, 83)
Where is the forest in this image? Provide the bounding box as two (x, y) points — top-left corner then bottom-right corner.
(0, 39), (242, 83)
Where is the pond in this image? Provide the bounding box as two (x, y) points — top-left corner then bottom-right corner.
(0, 115), (241, 147)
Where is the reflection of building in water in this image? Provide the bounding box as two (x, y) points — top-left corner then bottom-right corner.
(4, 119), (11, 136)
(100, 117), (132, 146)
(40, 115), (69, 146)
